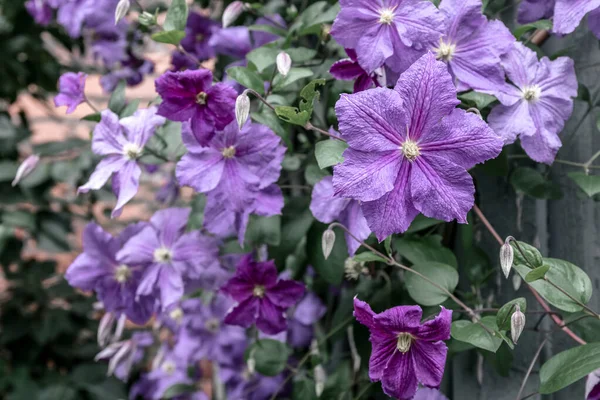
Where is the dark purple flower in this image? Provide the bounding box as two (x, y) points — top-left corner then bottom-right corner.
(518, 0), (555, 24)
(330, 0), (445, 74)
(310, 176), (370, 255)
(354, 298), (452, 400)
(330, 49), (384, 93)
(222, 254), (305, 334)
(100, 55), (154, 92)
(176, 120), (285, 213)
(78, 108), (165, 217)
(333, 53), (503, 240)
(435, 0), (514, 92)
(116, 208), (221, 310)
(488, 42), (577, 164)
(181, 13), (219, 61)
(26, 0), (59, 25)
(54, 72), (87, 114)
(554, 0), (600, 38)
(587, 369), (600, 400)
(287, 292), (326, 348)
(65, 222), (154, 324)
(156, 69), (237, 145)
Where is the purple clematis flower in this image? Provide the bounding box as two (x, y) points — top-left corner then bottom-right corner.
(310, 176), (370, 255)
(65, 222), (155, 324)
(414, 387), (449, 400)
(487, 42), (577, 164)
(180, 13), (219, 62)
(287, 292), (327, 348)
(587, 369), (600, 400)
(518, 0), (555, 24)
(330, 49), (385, 93)
(222, 254), (305, 334)
(54, 72), (87, 114)
(354, 297), (452, 400)
(330, 0), (445, 74)
(176, 120), (285, 213)
(434, 0), (514, 92)
(100, 54), (154, 93)
(155, 69), (237, 146)
(78, 108), (165, 217)
(332, 52), (503, 240)
(554, 0), (600, 38)
(117, 208), (221, 310)
(26, 0), (61, 25)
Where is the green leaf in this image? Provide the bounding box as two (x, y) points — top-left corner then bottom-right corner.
(510, 240), (543, 268)
(292, 378), (318, 400)
(108, 81), (126, 114)
(247, 339), (291, 376)
(251, 111), (292, 149)
(299, 79), (326, 114)
(304, 164), (329, 185)
(384, 236), (392, 256)
(513, 258), (592, 312)
(151, 30), (186, 45)
(162, 383), (196, 399)
(451, 316), (503, 353)
(307, 224), (346, 285)
(275, 105), (310, 126)
(273, 68), (314, 90)
(525, 264), (550, 282)
(394, 235), (458, 268)
(0, 161), (18, 183)
(458, 91), (497, 109)
(163, 0), (188, 31)
(227, 66), (265, 93)
(539, 343), (600, 394)
(352, 251), (388, 264)
(247, 47), (317, 73)
(245, 215), (281, 246)
(513, 19), (553, 39)
(510, 167), (563, 199)
(496, 298), (527, 331)
(82, 113), (101, 122)
(2, 210), (35, 231)
(120, 99), (140, 118)
(406, 214), (443, 233)
(248, 24), (287, 38)
(404, 262), (459, 306)
(568, 172), (600, 197)
(39, 385), (77, 400)
(315, 140), (348, 169)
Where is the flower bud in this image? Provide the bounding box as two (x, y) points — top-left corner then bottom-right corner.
(511, 304), (526, 344)
(12, 154), (40, 187)
(222, 1), (245, 28)
(139, 11), (157, 26)
(235, 93), (250, 130)
(276, 51), (292, 76)
(322, 229), (336, 260)
(500, 241), (514, 279)
(114, 0), (130, 24)
(512, 274), (522, 291)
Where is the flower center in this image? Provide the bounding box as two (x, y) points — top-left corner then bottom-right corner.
(253, 285), (266, 298)
(114, 264), (132, 283)
(169, 307), (184, 323)
(522, 85), (541, 102)
(401, 140), (420, 162)
(153, 247), (173, 263)
(396, 333), (413, 353)
(123, 142), (142, 160)
(435, 40), (456, 62)
(196, 91), (207, 105)
(162, 360), (176, 375)
(205, 318), (220, 332)
(196, 33), (204, 42)
(379, 8), (395, 25)
(222, 146), (236, 158)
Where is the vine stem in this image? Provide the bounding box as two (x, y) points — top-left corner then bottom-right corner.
(583, 149), (600, 173)
(305, 122), (346, 141)
(327, 223), (496, 336)
(472, 205), (587, 345)
(543, 277), (600, 318)
(515, 338), (548, 400)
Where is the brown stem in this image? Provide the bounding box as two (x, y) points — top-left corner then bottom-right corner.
(305, 122), (346, 141)
(243, 89), (275, 111)
(530, 29), (550, 46)
(515, 338), (548, 400)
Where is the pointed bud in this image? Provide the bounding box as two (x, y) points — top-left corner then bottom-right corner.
(235, 93), (250, 130)
(500, 241), (514, 279)
(139, 11), (157, 26)
(322, 229), (336, 260)
(512, 274), (522, 291)
(12, 154), (40, 187)
(114, 0), (130, 24)
(276, 51), (292, 76)
(222, 1), (245, 28)
(511, 304), (526, 344)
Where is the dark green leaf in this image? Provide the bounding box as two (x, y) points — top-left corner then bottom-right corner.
(245, 215), (281, 246)
(292, 378), (317, 400)
(315, 140), (348, 169)
(247, 339), (291, 376)
(2, 210), (35, 231)
(163, 0), (188, 31)
(108, 81), (126, 114)
(275, 105), (310, 126)
(120, 99), (140, 118)
(496, 298), (527, 331)
(510, 240), (543, 268)
(308, 224), (346, 285)
(405, 262), (458, 306)
(451, 316), (503, 353)
(394, 235), (458, 268)
(151, 30), (186, 45)
(251, 111), (291, 149)
(227, 66), (265, 93)
(352, 251), (388, 264)
(539, 343), (600, 394)
(39, 385), (77, 400)
(273, 68), (314, 90)
(299, 79), (326, 114)
(525, 264), (550, 282)
(82, 113), (101, 122)
(406, 214), (443, 233)
(513, 19), (553, 39)
(162, 383), (196, 399)
(304, 164), (329, 185)
(568, 172), (600, 197)
(510, 167), (563, 199)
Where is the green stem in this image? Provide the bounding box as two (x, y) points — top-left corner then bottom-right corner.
(515, 338), (548, 400)
(353, 382), (375, 400)
(584, 149), (600, 172)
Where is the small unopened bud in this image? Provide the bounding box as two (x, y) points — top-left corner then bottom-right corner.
(512, 274), (522, 291)
(138, 11), (157, 26)
(114, 0), (130, 24)
(12, 154), (40, 187)
(322, 229), (336, 260)
(235, 93), (250, 130)
(511, 304), (526, 344)
(500, 241), (514, 279)
(222, 1), (245, 28)
(276, 51), (292, 76)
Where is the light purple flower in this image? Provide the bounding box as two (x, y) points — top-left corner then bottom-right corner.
(554, 0), (600, 38)
(222, 254), (305, 335)
(78, 108), (165, 217)
(155, 69), (237, 146)
(330, 0), (445, 74)
(414, 387), (449, 400)
(12, 154), (40, 187)
(116, 208), (221, 310)
(435, 0), (514, 92)
(518, 0), (555, 24)
(287, 292), (326, 348)
(354, 298), (452, 400)
(587, 369), (600, 400)
(54, 72), (87, 114)
(65, 222), (155, 324)
(176, 120), (285, 213)
(487, 42), (577, 164)
(330, 49), (384, 93)
(310, 176), (370, 255)
(333, 52), (503, 240)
